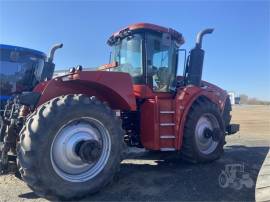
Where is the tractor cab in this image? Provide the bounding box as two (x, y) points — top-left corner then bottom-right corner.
(0, 44), (63, 100)
(0, 45), (47, 96)
(107, 23), (184, 93)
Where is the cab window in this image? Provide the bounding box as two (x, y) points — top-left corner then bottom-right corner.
(146, 32), (177, 92)
(111, 34), (143, 84)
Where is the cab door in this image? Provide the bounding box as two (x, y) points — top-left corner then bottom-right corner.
(145, 31), (178, 93)
(139, 31), (179, 150)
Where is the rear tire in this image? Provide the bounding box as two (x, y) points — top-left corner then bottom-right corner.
(180, 97), (225, 163)
(18, 94), (125, 200)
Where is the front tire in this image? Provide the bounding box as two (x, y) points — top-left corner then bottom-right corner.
(180, 97), (225, 163)
(18, 94), (124, 200)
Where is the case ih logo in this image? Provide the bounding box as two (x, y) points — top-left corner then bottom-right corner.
(219, 164), (254, 190)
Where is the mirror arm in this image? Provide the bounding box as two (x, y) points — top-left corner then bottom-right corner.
(178, 48), (187, 77)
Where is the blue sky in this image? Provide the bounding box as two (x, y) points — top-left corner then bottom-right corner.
(0, 1), (269, 100)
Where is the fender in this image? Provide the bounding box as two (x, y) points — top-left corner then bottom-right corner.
(175, 83), (229, 149)
(33, 71), (137, 111)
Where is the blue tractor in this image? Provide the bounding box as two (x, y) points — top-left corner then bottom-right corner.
(0, 43), (63, 172)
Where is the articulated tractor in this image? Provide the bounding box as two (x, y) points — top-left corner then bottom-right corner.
(0, 23), (239, 200)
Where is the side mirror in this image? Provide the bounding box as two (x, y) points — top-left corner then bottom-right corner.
(176, 49), (187, 76)
(170, 49), (187, 92)
(108, 51), (112, 64)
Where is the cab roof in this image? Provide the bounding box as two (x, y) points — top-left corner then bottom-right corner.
(108, 22), (185, 45)
(0, 44), (46, 59)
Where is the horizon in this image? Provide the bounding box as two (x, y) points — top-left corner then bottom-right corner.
(0, 1), (269, 101)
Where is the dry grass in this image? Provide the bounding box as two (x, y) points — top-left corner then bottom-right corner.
(231, 105), (270, 138)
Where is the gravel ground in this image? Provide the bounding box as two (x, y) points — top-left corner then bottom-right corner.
(0, 105), (269, 202)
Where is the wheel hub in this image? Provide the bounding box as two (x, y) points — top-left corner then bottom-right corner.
(203, 128), (213, 139)
(203, 128), (221, 141)
(76, 140), (102, 163)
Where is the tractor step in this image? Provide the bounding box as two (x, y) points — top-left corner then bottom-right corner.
(160, 123), (175, 126)
(160, 135), (175, 139)
(160, 111), (175, 114)
(158, 99), (177, 151)
(160, 148), (176, 151)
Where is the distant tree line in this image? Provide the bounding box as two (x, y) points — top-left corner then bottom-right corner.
(239, 94), (270, 105)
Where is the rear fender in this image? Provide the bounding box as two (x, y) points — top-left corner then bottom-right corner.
(34, 71), (137, 110)
(175, 85), (228, 149)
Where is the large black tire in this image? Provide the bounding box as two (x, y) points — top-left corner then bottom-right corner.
(18, 94), (125, 200)
(180, 97), (226, 163)
(222, 98), (232, 130)
(0, 115), (5, 142)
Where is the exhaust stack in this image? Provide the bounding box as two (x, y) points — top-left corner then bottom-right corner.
(196, 28), (214, 49)
(47, 43), (63, 63)
(184, 28), (214, 86)
(36, 43), (63, 82)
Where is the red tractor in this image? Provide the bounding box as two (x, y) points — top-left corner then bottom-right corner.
(0, 23), (239, 200)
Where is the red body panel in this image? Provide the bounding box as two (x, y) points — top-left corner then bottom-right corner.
(134, 78), (228, 150)
(34, 71), (228, 151)
(140, 98), (159, 149)
(34, 71), (137, 110)
(174, 84), (227, 150)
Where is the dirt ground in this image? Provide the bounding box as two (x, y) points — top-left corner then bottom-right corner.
(231, 105), (270, 136)
(0, 105), (269, 202)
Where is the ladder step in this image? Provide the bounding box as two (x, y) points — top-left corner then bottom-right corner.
(160, 111), (175, 114)
(160, 123), (175, 126)
(160, 135), (176, 139)
(160, 148), (176, 151)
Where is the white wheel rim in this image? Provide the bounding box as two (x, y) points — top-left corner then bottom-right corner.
(50, 117), (111, 182)
(195, 113), (219, 155)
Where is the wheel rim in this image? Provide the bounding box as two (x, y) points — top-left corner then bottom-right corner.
(50, 117), (111, 182)
(195, 113), (219, 155)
